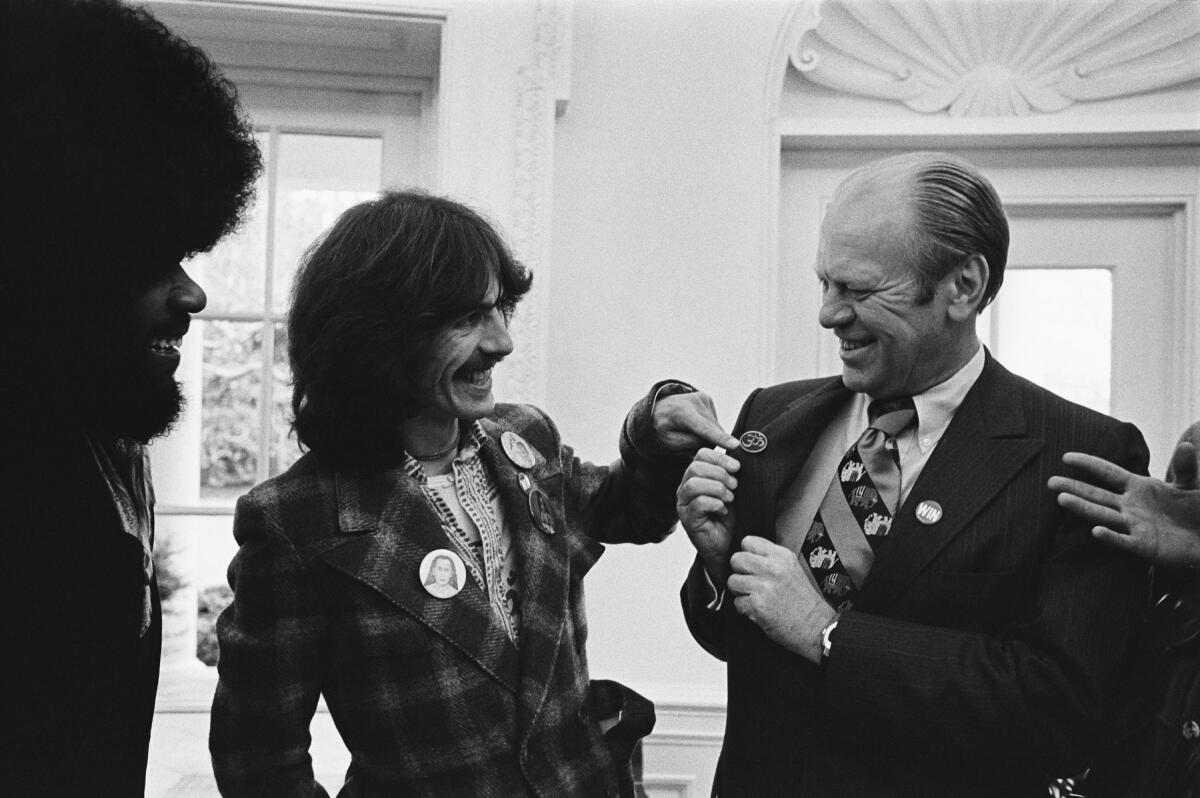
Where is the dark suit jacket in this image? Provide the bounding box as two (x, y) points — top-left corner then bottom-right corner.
(4, 394), (161, 797)
(211, 395), (686, 797)
(682, 353), (1151, 797)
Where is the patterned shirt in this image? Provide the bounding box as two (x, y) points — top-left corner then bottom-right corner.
(86, 435), (155, 636)
(404, 422), (521, 645)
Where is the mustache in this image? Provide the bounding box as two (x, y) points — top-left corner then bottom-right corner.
(459, 355), (504, 372)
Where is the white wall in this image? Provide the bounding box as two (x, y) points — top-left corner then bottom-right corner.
(544, 0), (787, 702)
(142, 1), (1199, 795)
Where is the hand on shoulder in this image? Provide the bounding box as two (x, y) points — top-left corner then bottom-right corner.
(1049, 438), (1200, 568)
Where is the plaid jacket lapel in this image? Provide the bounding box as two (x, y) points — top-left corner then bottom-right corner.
(476, 422), (571, 740)
(319, 464), (520, 693)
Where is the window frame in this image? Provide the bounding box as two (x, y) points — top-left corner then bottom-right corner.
(145, 1), (441, 516)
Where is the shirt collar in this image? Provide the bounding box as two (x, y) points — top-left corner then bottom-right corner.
(403, 421), (490, 483)
(86, 434), (155, 636)
(910, 342), (985, 453)
(850, 341), (985, 453)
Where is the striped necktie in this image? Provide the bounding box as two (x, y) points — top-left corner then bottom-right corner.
(799, 397), (917, 611)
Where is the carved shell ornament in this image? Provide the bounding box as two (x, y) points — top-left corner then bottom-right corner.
(789, 0), (1200, 117)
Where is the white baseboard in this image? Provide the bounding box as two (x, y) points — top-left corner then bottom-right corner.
(641, 686), (726, 798)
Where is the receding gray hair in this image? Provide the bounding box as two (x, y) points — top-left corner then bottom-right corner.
(836, 152), (1009, 311)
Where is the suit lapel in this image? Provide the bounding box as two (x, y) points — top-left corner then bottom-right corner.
(733, 379), (850, 544)
(477, 421), (570, 740)
(318, 463), (520, 693)
(857, 355), (1042, 611)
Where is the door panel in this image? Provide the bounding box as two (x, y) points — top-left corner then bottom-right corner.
(994, 205), (1178, 469)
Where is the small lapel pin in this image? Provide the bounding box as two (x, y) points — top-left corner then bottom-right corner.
(914, 500), (943, 525)
(738, 430), (768, 454)
(420, 549), (466, 599)
(528, 487), (557, 535)
(501, 430), (537, 470)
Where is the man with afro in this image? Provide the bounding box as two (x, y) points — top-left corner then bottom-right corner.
(1, 1), (261, 794)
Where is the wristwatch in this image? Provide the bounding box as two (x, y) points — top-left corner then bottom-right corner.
(820, 617), (840, 661)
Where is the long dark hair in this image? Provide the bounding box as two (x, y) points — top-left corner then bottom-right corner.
(288, 190), (532, 468)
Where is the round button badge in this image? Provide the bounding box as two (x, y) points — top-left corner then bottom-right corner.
(914, 500), (943, 525)
(528, 488), (557, 535)
(501, 430), (538, 470)
(738, 430), (768, 454)
(419, 549), (467, 599)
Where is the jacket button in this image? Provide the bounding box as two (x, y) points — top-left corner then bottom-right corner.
(1183, 720), (1200, 741)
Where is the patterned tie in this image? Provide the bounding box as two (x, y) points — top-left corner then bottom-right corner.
(800, 397), (917, 611)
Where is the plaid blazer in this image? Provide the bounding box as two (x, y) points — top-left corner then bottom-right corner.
(211, 392), (686, 797)
(683, 352), (1152, 797)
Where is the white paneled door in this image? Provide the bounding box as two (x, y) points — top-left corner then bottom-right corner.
(992, 202), (1186, 472)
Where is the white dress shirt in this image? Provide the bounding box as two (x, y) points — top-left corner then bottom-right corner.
(704, 344), (987, 606)
(775, 343), (986, 553)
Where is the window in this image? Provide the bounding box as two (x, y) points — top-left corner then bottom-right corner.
(142, 2), (440, 682)
(195, 131), (384, 504)
(978, 267), (1114, 413)
(153, 127), (392, 680)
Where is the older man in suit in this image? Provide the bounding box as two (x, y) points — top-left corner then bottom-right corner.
(677, 151), (1150, 796)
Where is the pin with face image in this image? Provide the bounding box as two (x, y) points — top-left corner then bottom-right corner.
(914, 500), (943, 525)
(420, 549), (466, 599)
(528, 487), (557, 535)
(501, 430), (537, 470)
(738, 430), (768, 454)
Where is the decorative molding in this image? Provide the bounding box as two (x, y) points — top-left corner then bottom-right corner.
(776, 111), (1200, 149)
(145, 0), (443, 81)
(224, 66), (431, 95)
(642, 776), (693, 798)
(647, 730), (725, 748)
(552, 0), (574, 118)
(788, 0), (1200, 117)
(643, 699), (726, 748)
(641, 698), (724, 798)
(502, 0), (564, 407)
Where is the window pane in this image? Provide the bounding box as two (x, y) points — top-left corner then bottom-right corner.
(184, 131), (270, 314)
(991, 268), (1112, 413)
(270, 322), (304, 477)
(200, 320), (265, 503)
(155, 514), (238, 670)
(273, 133), (382, 313)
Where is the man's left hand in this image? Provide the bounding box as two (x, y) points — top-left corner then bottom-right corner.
(652, 391), (739, 453)
(727, 535), (837, 663)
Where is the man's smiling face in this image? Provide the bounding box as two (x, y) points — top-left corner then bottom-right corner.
(414, 275), (513, 427)
(82, 257), (208, 442)
(814, 181), (964, 400)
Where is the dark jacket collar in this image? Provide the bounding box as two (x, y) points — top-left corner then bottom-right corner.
(736, 352), (1041, 609)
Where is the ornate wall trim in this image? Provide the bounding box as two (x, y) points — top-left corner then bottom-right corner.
(500, 0), (567, 408)
(788, 0), (1200, 117)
